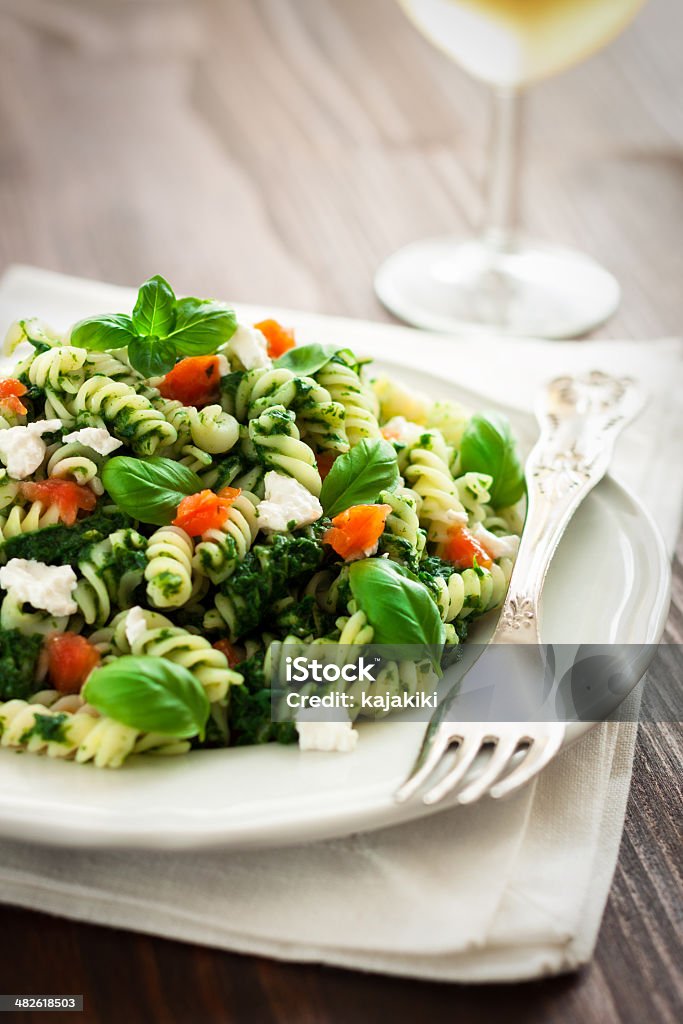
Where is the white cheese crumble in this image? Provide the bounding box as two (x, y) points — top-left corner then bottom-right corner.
(215, 354), (230, 377)
(381, 416), (424, 448)
(296, 717), (359, 753)
(0, 558), (78, 616)
(229, 325), (272, 370)
(62, 426), (123, 456)
(443, 508), (469, 528)
(0, 420), (62, 479)
(125, 606), (148, 649)
(257, 471), (322, 533)
(470, 522), (520, 560)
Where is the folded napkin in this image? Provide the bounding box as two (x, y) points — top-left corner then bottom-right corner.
(0, 267), (681, 982)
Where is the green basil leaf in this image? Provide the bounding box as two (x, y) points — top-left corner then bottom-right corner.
(132, 275), (176, 338)
(459, 412), (525, 508)
(70, 313), (136, 352)
(83, 655), (209, 739)
(168, 297), (237, 355)
(275, 342), (341, 376)
(321, 438), (399, 517)
(102, 456), (202, 525)
(128, 335), (177, 377)
(349, 558), (445, 667)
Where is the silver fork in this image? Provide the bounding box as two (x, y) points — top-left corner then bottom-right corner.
(395, 371), (643, 806)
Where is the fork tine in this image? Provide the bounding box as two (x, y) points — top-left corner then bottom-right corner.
(489, 727), (565, 799)
(394, 730), (456, 804)
(455, 735), (522, 804)
(422, 732), (483, 805)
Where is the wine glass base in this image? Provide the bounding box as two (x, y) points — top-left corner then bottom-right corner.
(374, 237), (620, 339)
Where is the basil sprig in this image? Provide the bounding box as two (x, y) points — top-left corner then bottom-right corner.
(102, 456), (202, 525)
(349, 558), (445, 668)
(275, 342), (341, 376)
(71, 275), (237, 377)
(83, 656), (209, 739)
(320, 439), (399, 517)
(458, 412), (525, 508)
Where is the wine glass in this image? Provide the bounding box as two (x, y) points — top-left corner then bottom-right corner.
(375, 0), (647, 338)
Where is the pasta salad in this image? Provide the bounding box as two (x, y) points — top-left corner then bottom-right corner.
(0, 276), (524, 768)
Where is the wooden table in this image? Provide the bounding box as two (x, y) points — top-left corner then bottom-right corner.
(0, 1), (681, 1020)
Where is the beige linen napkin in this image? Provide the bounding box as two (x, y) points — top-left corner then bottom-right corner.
(0, 267), (680, 982)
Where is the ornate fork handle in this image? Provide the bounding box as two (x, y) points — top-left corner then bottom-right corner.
(494, 371), (643, 644)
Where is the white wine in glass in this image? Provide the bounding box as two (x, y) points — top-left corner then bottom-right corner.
(375, 0), (647, 337)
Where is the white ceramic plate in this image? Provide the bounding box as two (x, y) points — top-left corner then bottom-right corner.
(0, 268), (671, 850)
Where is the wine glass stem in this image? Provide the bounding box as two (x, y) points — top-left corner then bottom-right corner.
(483, 88), (523, 252)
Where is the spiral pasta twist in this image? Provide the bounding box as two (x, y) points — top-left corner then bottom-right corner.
(315, 352), (380, 447)
(69, 378), (178, 455)
(44, 441), (104, 493)
(246, 406), (321, 496)
(178, 445), (214, 473)
(304, 567), (350, 615)
(0, 500), (61, 542)
(187, 404), (240, 455)
(74, 529), (147, 626)
(28, 345), (88, 393)
(193, 491), (259, 584)
(433, 559), (512, 622)
(145, 525), (195, 608)
(113, 608), (241, 704)
(378, 487), (426, 567)
(0, 591), (69, 636)
(85, 349), (139, 383)
(404, 431), (468, 543)
(222, 367), (348, 453)
(147, 391), (239, 457)
(454, 472), (494, 525)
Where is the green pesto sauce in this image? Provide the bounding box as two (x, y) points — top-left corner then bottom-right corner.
(154, 570), (183, 598)
(2, 509), (132, 569)
(26, 712), (69, 745)
(0, 629), (47, 702)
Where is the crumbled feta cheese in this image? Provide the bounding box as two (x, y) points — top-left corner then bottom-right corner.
(0, 420), (62, 479)
(229, 325), (272, 370)
(215, 354), (230, 377)
(470, 523), (520, 560)
(0, 558), (78, 616)
(62, 426), (123, 456)
(381, 416), (424, 448)
(125, 606), (148, 649)
(443, 508), (468, 528)
(257, 471), (322, 532)
(296, 717), (359, 753)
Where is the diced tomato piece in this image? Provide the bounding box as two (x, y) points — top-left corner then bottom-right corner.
(315, 452), (337, 480)
(172, 488), (240, 537)
(254, 319), (296, 358)
(19, 479), (97, 526)
(323, 503), (391, 561)
(46, 632), (101, 694)
(441, 526), (493, 570)
(217, 486), (242, 502)
(213, 638), (243, 668)
(0, 377), (28, 416)
(158, 356), (223, 408)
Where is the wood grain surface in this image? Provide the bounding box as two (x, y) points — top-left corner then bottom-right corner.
(0, 0), (681, 1022)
